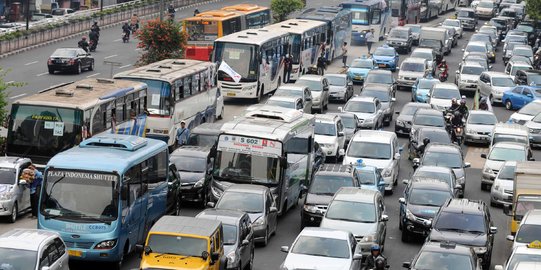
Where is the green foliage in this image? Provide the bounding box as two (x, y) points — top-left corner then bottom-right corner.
(0, 68), (23, 124)
(135, 19), (188, 66)
(271, 0), (304, 22)
(527, 0), (541, 21)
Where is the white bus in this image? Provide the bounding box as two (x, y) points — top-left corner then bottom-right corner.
(114, 59), (223, 147)
(6, 78), (148, 166)
(265, 19), (327, 81)
(212, 28), (290, 101)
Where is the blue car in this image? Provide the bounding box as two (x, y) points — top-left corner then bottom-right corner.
(372, 45), (399, 72)
(347, 56), (377, 84)
(412, 75), (440, 103)
(354, 159), (385, 194)
(502, 85), (541, 110)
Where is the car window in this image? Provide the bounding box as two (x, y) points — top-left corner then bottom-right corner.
(53, 238), (66, 257)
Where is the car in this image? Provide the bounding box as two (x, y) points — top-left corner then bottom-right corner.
(427, 198), (497, 270)
(487, 18), (509, 38)
(397, 58), (429, 90)
(295, 75), (330, 113)
(410, 165), (462, 197)
(510, 4), (525, 19)
(301, 164), (361, 228)
(504, 43), (528, 64)
(470, 33), (496, 51)
(475, 0), (497, 19)
(51, 8), (75, 15)
(31, 13), (53, 21)
(371, 45), (400, 72)
(478, 27), (500, 46)
(403, 241), (483, 270)
(339, 96), (385, 130)
(196, 209), (255, 270)
(478, 71), (515, 104)
(325, 73), (354, 102)
(411, 48), (437, 76)
(363, 69), (397, 94)
(512, 45), (534, 63)
(465, 110), (497, 144)
(509, 55), (533, 66)
(186, 122), (223, 148)
(314, 114), (346, 162)
(441, 26), (458, 48)
(490, 123), (531, 150)
(410, 108), (447, 137)
(456, 8), (478, 30)
(170, 146), (213, 206)
(394, 102), (432, 136)
(455, 61), (486, 93)
(265, 95), (311, 113)
(502, 85), (541, 110)
(428, 83), (462, 111)
(418, 38), (444, 62)
(408, 127), (451, 160)
(515, 23), (536, 45)
(0, 228), (70, 270)
(481, 142), (532, 190)
(47, 48), (94, 74)
(463, 41), (494, 63)
(320, 187), (388, 257)
(208, 184), (278, 246)
(525, 112), (541, 146)
(504, 31), (528, 45)
(490, 161), (516, 206)
(328, 112), (360, 146)
(279, 227), (362, 270)
(412, 75), (440, 103)
(274, 85), (314, 113)
(494, 244), (541, 270)
(386, 26), (413, 53)
(360, 84), (396, 125)
(500, 8), (519, 26)
(442, 19), (463, 38)
(514, 70), (541, 86)
(508, 209), (541, 249)
(405, 24), (421, 45)
(0, 157), (32, 223)
(508, 100), (541, 126)
(355, 160), (386, 194)
(461, 52), (490, 70)
(347, 56), (378, 84)
(343, 130), (401, 194)
(413, 143), (470, 190)
(399, 179), (456, 241)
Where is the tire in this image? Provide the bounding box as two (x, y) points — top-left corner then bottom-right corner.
(48, 68), (54, 74)
(401, 228), (411, 242)
(113, 245), (127, 270)
(261, 227), (269, 246)
(481, 182), (487, 191)
(75, 63), (82, 74)
(505, 100), (513, 110)
(490, 199), (497, 207)
(202, 188), (209, 208)
(8, 203), (17, 223)
(88, 60), (94, 71)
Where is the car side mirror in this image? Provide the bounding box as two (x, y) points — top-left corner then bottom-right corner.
(395, 111), (400, 114)
(280, 246), (290, 253)
(207, 202), (215, 208)
(403, 262), (412, 268)
(210, 252), (220, 262)
(19, 179), (27, 185)
(144, 245), (152, 255)
(348, 82), (353, 86)
(270, 206), (278, 213)
(337, 106), (343, 112)
(338, 131), (345, 137)
(399, 197), (406, 204)
(391, 97), (396, 102)
(490, 226), (498, 234)
(241, 239), (250, 246)
(135, 244), (144, 254)
(339, 149), (345, 156)
(480, 153), (487, 158)
(464, 162), (471, 168)
(381, 214), (389, 222)
(506, 235), (515, 241)
(396, 67), (400, 70)
(456, 70), (459, 74)
(494, 266), (504, 270)
(353, 254), (363, 260)
(462, 49), (465, 52)
(394, 153), (401, 160)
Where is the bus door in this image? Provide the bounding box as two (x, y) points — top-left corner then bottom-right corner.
(122, 164), (146, 245)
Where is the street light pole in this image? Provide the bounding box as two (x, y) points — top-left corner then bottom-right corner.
(100, 0), (103, 20)
(159, 0), (164, 21)
(25, 0), (30, 31)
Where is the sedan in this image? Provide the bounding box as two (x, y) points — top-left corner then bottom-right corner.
(465, 110), (497, 145)
(372, 45), (400, 72)
(490, 161), (516, 207)
(481, 142), (531, 190)
(408, 127), (451, 160)
(525, 112), (541, 147)
(410, 108), (447, 137)
(360, 84), (396, 125)
(507, 100), (541, 124)
(428, 83), (462, 112)
(47, 48), (94, 74)
(441, 19), (463, 38)
(502, 85), (541, 110)
(340, 96), (385, 130)
(347, 57), (377, 84)
(355, 162), (386, 194)
(394, 102), (432, 136)
(325, 74), (354, 102)
(295, 75), (330, 113)
(364, 69), (396, 95)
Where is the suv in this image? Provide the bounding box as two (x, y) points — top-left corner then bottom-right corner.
(414, 143), (470, 191)
(478, 72), (516, 105)
(480, 142), (531, 190)
(314, 114), (346, 162)
(403, 241), (483, 270)
(397, 57), (428, 90)
(295, 75), (330, 113)
(170, 146), (214, 206)
(455, 61), (485, 93)
(514, 70), (541, 86)
(456, 8), (478, 31)
(0, 157), (33, 223)
(301, 164), (360, 228)
(427, 198), (497, 270)
(386, 26), (413, 53)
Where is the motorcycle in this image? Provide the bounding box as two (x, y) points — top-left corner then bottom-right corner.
(453, 124), (464, 145)
(438, 67), (448, 82)
(122, 32), (130, 43)
(89, 40), (97, 52)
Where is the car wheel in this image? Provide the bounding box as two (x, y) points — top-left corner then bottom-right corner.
(202, 188), (209, 208)
(505, 100), (513, 110)
(88, 60), (94, 71)
(261, 227), (269, 246)
(490, 198), (497, 207)
(9, 203), (17, 223)
(48, 68), (54, 74)
(481, 182), (487, 191)
(75, 63), (82, 74)
(401, 228), (411, 242)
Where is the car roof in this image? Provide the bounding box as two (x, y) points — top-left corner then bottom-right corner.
(403, 102), (432, 109)
(0, 229), (59, 251)
(299, 227), (352, 240)
(412, 48), (433, 53)
(367, 69), (392, 75)
(171, 146), (211, 158)
(462, 61), (484, 68)
(150, 216), (221, 237)
(277, 85), (307, 91)
(268, 95), (301, 102)
(349, 96), (378, 103)
(298, 75), (324, 81)
(324, 73), (347, 78)
(415, 108), (442, 116)
(403, 57), (426, 64)
(418, 126), (450, 135)
(362, 84), (390, 91)
(522, 209), (541, 225)
(196, 209), (247, 225)
(417, 165), (453, 173)
(351, 130), (396, 143)
(0, 156), (31, 169)
(333, 187), (378, 203)
(410, 179), (453, 191)
(469, 110), (496, 116)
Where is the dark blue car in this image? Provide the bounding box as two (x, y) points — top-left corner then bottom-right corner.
(502, 85), (541, 110)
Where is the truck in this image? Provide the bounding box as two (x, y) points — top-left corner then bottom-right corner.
(504, 161), (541, 235)
(419, 27), (451, 57)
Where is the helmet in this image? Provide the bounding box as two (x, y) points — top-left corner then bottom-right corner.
(480, 96), (488, 104)
(442, 59), (446, 63)
(82, 36), (87, 40)
(451, 98), (457, 104)
(423, 137), (430, 145)
(461, 99), (466, 105)
(371, 244), (381, 252)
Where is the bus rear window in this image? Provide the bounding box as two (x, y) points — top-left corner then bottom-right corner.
(186, 20), (219, 42)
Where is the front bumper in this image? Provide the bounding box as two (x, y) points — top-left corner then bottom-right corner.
(414, 93), (429, 103)
(490, 187), (513, 205)
(458, 81), (478, 92)
(358, 120), (377, 129)
(383, 175), (393, 191)
(48, 63), (77, 71)
(402, 216), (431, 236)
(387, 42), (409, 51)
(320, 145), (338, 157)
(301, 210), (323, 227)
(374, 61), (397, 70)
(351, 75), (365, 83)
(394, 122), (411, 135)
(179, 185), (205, 202)
(312, 99), (323, 110)
(397, 79), (416, 88)
(253, 224), (267, 242)
(0, 199), (15, 216)
(465, 132), (491, 144)
(475, 12), (493, 19)
(491, 92), (504, 103)
(329, 91), (347, 100)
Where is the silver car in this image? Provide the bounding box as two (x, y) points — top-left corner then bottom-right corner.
(478, 72), (515, 104)
(295, 75), (330, 113)
(525, 112), (541, 147)
(0, 157), (32, 223)
(325, 73), (354, 102)
(274, 85), (314, 113)
(490, 161), (516, 207)
(465, 110), (497, 144)
(339, 96), (384, 130)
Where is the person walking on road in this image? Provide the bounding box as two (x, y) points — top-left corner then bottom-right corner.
(283, 54), (292, 83)
(317, 53), (326, 75)
(341, 42), (348, 68)
(366, 28), (375, 54)
(176, 121), (190, 147)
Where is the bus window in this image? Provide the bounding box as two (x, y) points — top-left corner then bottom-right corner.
(92, 107), (104, 135)
(223, 17), (242, 35)
(192, 74), (200, 93)
(146, 150), (167, 186)
(125, 164), (142, 205)
(184, 77), (192, 98)
(186, 21), (218, 42)
(116, 97), (126, 122)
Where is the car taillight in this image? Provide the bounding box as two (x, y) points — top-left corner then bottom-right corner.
(47, 58), (53, 65)
(69, 59), (76, 65)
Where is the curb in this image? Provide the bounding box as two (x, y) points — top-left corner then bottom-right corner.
(0, 0), (223, 59)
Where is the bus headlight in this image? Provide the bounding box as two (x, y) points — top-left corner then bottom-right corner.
(94, 239), (117, 250)
(242, 85), (256, 91)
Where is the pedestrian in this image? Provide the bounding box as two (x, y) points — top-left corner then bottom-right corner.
(28, 165), (42, 218)
(283, 54), (292, 83)
(176, 121), (190, 147)
(320, 42), (327, 61)
(366, 28), (375, 54)
(342, 42), (348, 68)
(317, 53), (326, 75)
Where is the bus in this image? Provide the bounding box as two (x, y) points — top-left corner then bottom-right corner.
(265, 19), (327, 81)
(341, 0), (392, 45)
(297, 6), (353, 62)
(438, 0), (458, 14)
(6, 78), (148, 166)
(37, 134), (171, 267)
(212, 28), (290, 101)
(389, 0), (421, 25)
(221, 4), (271, 29)
(210, 106), (315, 215)
(114, 59), (222, 148)
(419, 0), (440, 21)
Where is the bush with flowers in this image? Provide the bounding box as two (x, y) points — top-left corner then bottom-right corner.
(135, 19), (187, 66)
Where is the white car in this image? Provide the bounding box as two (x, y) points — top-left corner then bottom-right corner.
(508, 100), (541, 125)
(280, 227), (362, 270)
(411, 48), (436, 75)
(490, 161), (516, 206)
(495, 245), (541, 270)
(455, 61), (485, 93)
(505, 61), (533, 80)
(507, 209), (541, 250)
(441, 19), (463, 38)
(481, 142), (530, 190)
(428, 83), (461, 111)
(465, 110), (497, 144)
(314, 114), (346, 162)
(339, 96), (385, 130)
(478, 71), (515, 104)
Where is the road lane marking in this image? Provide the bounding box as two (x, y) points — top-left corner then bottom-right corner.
(36, 72), (49, 77)
(104, 54), (118, 59)
(25, 61), (38, 65)
(10, 93), (27, 99)
(86, 73), (101, 78)
(114, 39), (122, 42)
(119, 64), (131, 69)
(6, 81), (14, 84)
(464, 146), (488, 169)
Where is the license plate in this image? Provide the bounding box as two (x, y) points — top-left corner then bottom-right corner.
(226, 92), (236, 97)
(379, 64), (386, 67)
(355, 76), (361, 79)
(68, 250), (82, 257)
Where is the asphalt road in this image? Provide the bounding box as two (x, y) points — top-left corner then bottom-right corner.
(0, 1), (532, 270)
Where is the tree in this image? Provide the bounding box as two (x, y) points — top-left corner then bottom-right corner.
(0, 68), (23, 154)
(135, 19), (188, 66)
(271, 0), (304, 22)
(527, 0), (541, 21)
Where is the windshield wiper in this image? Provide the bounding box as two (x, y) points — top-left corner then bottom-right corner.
(154, 252), (191, 258)
(329, 217), (371, 223)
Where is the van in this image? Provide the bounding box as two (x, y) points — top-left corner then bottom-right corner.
(420, 27), (451, 56)
(137, 216), (226, 270)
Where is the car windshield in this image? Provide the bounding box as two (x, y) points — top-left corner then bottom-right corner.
(0, 168), (16, 185)
(187, 133), (218, 147)
(489, 147), (526, 162)
(508, 254), (541, 270)
(493, 134), (529, 145)
(423, 151), (462, 168)
(275, 88), (302, 98)
(443, 20), (460, 27)
(478, 1), (493, 7)
(497, 164), (516, 180)
(411, 51), (433, 61)
(0, 248), (37, 270)
(511, 56), (532, 65)
(516, 224), (541, 243)
(216, 191), (263, 213)
(414, 170), (452, 185)
(435, 212), (486, 233)
(51, 49), (77, 57)
(366, 74), (393, 84)
(511, 65), (532, 76)
(516, 25), (534, 32)
(374, 47), (395, 56)
(309, 175), (354, 195)
(326, 200), (376, 223)
(414, 114), (445, 127)
(462, 66), (484, 75)
(265, 99), (295, 109)
(419, 130), (451, 144)
(519, 101), (541, 116)
(468, 113), (497, 125)
(419, 39), (442, 48)
(515, 49), (533, 57)
(390, 29), (409, 39)
(414, 251), (473, 270)
(471, 35), (489, 43)
(432, 88), (460, 99)
(340, 115), (356, 129)
(347, 141), (391, 160)
(362, 90), (389, 102)
(315, 122), (337, 136)
(350, 59), (374, 68)
(409, 189), (452, 206)
(458, 10), (474, 17)
(345, 100), (375, 113)
(147, 234), (208, 257)
(402, 105), (425, 115)
(223, 224), (237, 245)
(402, 62), (425, 72)
(492, 77), (515, 87)
(326, 76), (346, 86)
(296, 79), (323, 91)
(171, 156), (206, 173)
(466, 45), (486, 53)
(533, 113), (541, 123)
(291, 236), (350, 259)
(357, 170), (377, 185)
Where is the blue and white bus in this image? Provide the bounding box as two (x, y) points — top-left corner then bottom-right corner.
(38, 134), (171, 268)
(341, 0), (391, 45)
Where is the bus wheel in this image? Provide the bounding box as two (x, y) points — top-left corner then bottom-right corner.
(113, 244), (128, 270)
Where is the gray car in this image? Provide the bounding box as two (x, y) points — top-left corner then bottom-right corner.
(394, 102), (432, 136)
(386, 26), (413, 53)
(170, 146), (213, 206)
(360, 84), (396, 125)
(208, 184), (278, 246)
(0, 157), (32, 223)
(328, 112), (360, 145)
(295, 75), (330, 113)
(196, 209), (255, 270)
(325, 73), (354, 102)
(339, 96), (385, 130)
(465, 110), (497, 144)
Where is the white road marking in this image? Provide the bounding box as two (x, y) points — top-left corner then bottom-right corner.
(6, 81), (14, 84)
(119, 64), (131, 69)
(10, 93), (27, 99)
(104, 54), (118, 59)
(114, 39), (122, 42)
(25, 61), (38, 65)
(86, 73), (101, 78)
(36, 72), (49, 77)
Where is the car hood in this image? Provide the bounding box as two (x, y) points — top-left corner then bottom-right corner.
(329, 85), (347, 92)
(494, 178), (514, 191)
(282, 254), (352, 270)
(408, 204), (441, 219)
(312, 91), (323, 99)
(373, 55), (396, 61)
(466, 123), (494, 133)
(315, 134), (338, 145)
(400, 71), (425, 78)
(484, 159), (505, 171)
(359, 158), (392, 170)
(429, 229), (488, 246)
(344, 128), (355, 138)
(476, 7), (493, 11)
(306, 193), (333, 205)
(348, 112), (376, 121)
(179, 171), (205, 183)
(459, 74), (480, 82)
(510, 112), (535, 123)
(247, 212), (264, 224)
(320, 218), (378, 237)
(0, 184), (13, 194)
(492, 86), (514, 94)
(397, 114), (413, 123)
(348, 68), (371, 75)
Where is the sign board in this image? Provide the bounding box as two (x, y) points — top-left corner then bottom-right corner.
(217, 135), (282, 157)
(47, 170), (117, 182)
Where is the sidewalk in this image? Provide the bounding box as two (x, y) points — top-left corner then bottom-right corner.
(325, 40), (383, 74)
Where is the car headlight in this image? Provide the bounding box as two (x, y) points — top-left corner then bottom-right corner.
(466, 129), (475, 134)
(406, 209), (416, 221)
(194, 178), (205, 188)
(94, 239), (117, 250)
(396, 120), (404, 126)
(304, 204), (319, 214)
(484, 167), (493, 174)
(227, 250), (238, 268)
(211, 186), (223, 198)
(457, 176), (465, 185)
(399, 76), (405, 80)
(472, 246), (488, 254)
(530, 128), (541, 134)
(361, 233), (376, 242)
(314, 96), (320, 101)
(0, 191), (14, 200)
(253, 217), (265, 226)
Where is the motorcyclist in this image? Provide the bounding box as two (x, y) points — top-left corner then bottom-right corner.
(130, 13), (139, 33)
(363, 244), (387, 270)
(167, 4), (176, 20)
(437, 59), (448, 79)
(458, 98), (469, 118)
(78, 36), (89, 53)
(449, 98), (459, 112)
(91, 21), (100, 38)
(88, 30), (98, 51)
(122, 22), (131, 40)
(479, 96), (490, 111)
(416, 137), (430, 158)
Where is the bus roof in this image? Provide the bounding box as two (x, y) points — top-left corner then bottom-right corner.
(341, 0), (386, 7)
(298, 6), (351, 22)
(47, 134), (167, 174)
(183, 10), (240, 22)
(13, 78), (146, 110)
(150, 216), (221, 237)
(215, 27), (289, 46)
(114, 59), (215, 83)
(221, 4), (269, 14)
(265, 19), (327, 35)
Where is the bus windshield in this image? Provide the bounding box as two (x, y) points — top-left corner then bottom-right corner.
(185, 20), (219, 42)
(213, 151), (281, 184)
(351, 8), (369, 25)
(125, 79), (171, 116)
(214, 42), (258, 82)
(7, 104), (83, 164)
(40, 170), (119, 222)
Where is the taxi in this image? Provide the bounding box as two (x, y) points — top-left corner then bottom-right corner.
(372, 44), (400, 72)
(494, 241), (541, 270)
(354, 159), (386, 194)
(412, 75), (441, 103)
(347, 56), (377, 84)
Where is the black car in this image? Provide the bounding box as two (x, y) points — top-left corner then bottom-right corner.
(427, 198), (497, 270)
(301, 164), (360, 228)
(166, 163), (182, 215)
(47, 48), (94, 74)
(408, 127), (451, 160)
(411, 165), (462, 198)
(399, 179), (455, 242)
(386, 26), (413, 54)
(456, 8), (477, 31)
(515, 22), (536, 45)
(403, 241), (483, 270)
(360, 83), (396, 125)
(394, 102), (431, 136)
(170, 146), (213, 206)
(409, 108), (446, 138)
(514, 70), (541, 86)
